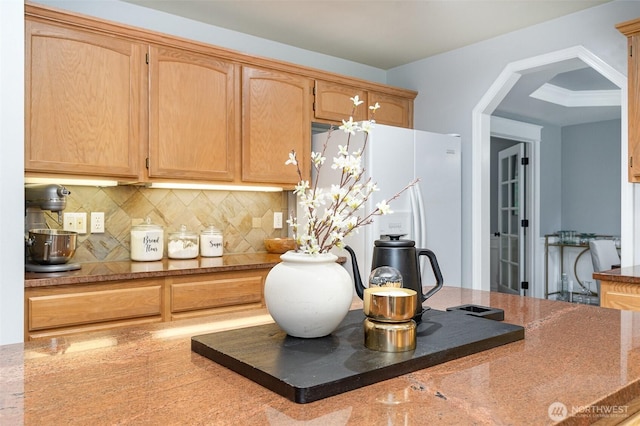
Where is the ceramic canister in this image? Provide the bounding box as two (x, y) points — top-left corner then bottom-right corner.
(200, 225), (223, 257)
(130, 218), (164, 261)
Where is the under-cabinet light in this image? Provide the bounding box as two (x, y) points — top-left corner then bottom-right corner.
(148, 182), (284, 192)
(25, 177), (119, 187)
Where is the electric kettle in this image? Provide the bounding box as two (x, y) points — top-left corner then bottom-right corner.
(344, 234), (444, 318)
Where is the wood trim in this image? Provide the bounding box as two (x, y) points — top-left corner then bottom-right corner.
(25, 2), (417, 100)
(170, 303), (264, 321)
(27, 316), (162, 340)
(616, 17), (640, 37)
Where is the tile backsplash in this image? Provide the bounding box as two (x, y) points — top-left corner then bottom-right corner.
(39, 185), (289, 263)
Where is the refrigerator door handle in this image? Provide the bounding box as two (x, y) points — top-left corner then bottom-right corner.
(409, 183), (426, 248)
(414, 182), (427, 248)
(410, 185), (418, 243)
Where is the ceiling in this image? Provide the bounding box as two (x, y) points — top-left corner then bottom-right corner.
(122, 0), (620, 127)
(494, 58), (621, 127)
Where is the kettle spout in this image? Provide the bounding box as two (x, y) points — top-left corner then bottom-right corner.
(344, 245), (365, 299)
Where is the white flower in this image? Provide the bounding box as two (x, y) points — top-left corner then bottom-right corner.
(351, 95), (364, 106)
(285, 151), (297, 166)
(376, 200), (393, 215)
(369, 102), (380, 112)
(339, 117), (358, 135)
(361, 120), (375, 133)
(293, 180), (309, 196)
(310, 151), (325, 167)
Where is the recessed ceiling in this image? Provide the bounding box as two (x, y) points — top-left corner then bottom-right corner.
(493, 59), (621, 127)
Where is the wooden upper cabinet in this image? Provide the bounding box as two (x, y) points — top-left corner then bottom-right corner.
(368, 91), (413, 128)
(314, 81), (367, 123)
(618, 18), (640, 182)
(313, 80), (414, 129)
(241, 66), (312, 185)
(25, 19), (144, 179)
(25, 4), (416, 186)
(148, 46), (239, 181)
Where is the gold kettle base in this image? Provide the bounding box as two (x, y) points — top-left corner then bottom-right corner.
(363, 318), (417, 352)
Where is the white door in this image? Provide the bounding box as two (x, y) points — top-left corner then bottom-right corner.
(497, 144), (527, 295)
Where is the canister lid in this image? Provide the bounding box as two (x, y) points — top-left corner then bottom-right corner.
(131, 217), (162, 231)
(169, 224), (196, 238)
(200, 225), (221, 235)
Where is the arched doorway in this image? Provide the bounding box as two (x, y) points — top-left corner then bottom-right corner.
(471, 46), (629, 294)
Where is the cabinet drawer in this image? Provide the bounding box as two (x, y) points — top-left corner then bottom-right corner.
(28, 284), (162, 330)
(600, 282), (640, 312)
(170, 272), (265, 313)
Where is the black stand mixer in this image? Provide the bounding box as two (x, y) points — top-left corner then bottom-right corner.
(25, 184), (81, 273)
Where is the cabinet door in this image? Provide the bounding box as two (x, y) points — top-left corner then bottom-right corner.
(368, 91), (413, 129)
(25, 20), (144, 179)
(168, 269), (267, 320)
(600, 281), (640, 311)
(25, 279), (163, 340)
(629, 33), (640, 182)
(242, 66), (311, 185)
(148, 46), (239, 181)
(314, 80), (367, 123)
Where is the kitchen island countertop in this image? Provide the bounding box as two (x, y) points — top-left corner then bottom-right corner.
(594, 266), (640, 284)
(2, 287), (640, 424)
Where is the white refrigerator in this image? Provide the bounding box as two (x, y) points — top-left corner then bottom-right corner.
(307, 123), (462, 289)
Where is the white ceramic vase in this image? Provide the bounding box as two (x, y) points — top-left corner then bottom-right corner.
(264, 251), (354, 338)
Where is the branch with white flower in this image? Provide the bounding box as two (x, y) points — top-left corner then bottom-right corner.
(285, 96), (416, 255)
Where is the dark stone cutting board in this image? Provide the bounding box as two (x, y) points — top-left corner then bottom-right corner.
(191, 309), (524, 404)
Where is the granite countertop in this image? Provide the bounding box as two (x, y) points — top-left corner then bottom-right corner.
(2, 287), (640, 424)
(25, 253), (347, 288)
(24, 253), (285, 288)
(593, 266), (640, 285)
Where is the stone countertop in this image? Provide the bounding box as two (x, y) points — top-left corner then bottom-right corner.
(2, 287), (640, 424)
(25, 253), (348, 288)
(24, 253), (285, 288)
(594, 266), (640, 285)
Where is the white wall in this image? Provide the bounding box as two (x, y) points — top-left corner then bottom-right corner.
(387, 0), (639, 288)
(0, 0), (25, 345)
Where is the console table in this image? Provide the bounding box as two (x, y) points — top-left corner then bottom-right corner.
(544, 234), (616, 300)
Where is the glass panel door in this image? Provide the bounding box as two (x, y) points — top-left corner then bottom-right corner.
(497, 144), (526, 295)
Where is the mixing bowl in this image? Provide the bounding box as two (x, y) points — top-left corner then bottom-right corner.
(27, 229), (77, 264)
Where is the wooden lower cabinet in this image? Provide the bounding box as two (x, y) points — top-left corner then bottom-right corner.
(168, 269), (267, 320)
(25, 269), (270, 340)
(600, 281), (640, 311)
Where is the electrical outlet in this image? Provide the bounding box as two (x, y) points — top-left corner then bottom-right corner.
(273, 212), (283, 229)
(76, 212), (87, 234)
(91, 212), (105, 233)
(63, 212), (76, 232)
(63, 212), (87, 234)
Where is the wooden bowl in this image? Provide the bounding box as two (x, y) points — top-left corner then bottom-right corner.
(264, 238), (296, 254)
